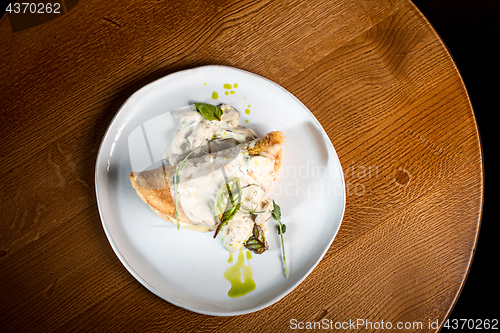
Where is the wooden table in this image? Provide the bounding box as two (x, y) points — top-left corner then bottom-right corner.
(0, 0), (483, 331)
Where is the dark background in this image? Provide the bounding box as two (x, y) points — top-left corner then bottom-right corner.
(411, 0), (499, 327)
(2, 0), (498, 329)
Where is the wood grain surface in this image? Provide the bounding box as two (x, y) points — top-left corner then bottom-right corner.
(0, 0), (483, 332)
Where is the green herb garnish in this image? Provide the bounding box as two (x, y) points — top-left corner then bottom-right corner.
(241, 190), (270, 254)
(213, 177), (242, 238)
(272, 200), (289, 279)
(277, 224), (286, 234)
(194, 103), (223, 121)
(244, 223), (269, 254)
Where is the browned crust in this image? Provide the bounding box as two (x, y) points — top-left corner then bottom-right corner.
(248, 131), (284, 174)
(129, 165), (193, 225)
(130, 131), (285, 227)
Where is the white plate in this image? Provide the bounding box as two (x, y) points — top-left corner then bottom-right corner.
(95, 65), (345, 316)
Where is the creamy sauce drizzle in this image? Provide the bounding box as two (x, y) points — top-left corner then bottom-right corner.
(164, 104), (256, 166)
(164, 104), (278, 252)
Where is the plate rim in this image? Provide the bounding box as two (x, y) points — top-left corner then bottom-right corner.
(94, 65), (346, 316)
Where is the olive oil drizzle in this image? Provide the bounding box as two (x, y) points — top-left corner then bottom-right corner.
(224, 247), (256, 298)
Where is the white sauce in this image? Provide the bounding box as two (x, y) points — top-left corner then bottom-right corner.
(165, 104), (279, 252)
(164, 104), (257, 166)
(221, 184), (273, 252)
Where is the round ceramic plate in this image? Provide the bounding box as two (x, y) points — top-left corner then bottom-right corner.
(95, 65), (345, 316)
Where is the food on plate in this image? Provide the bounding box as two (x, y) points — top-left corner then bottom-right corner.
(129, 103), (285, 258)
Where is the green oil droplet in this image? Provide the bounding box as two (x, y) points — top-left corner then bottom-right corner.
(223, 83), (232, 89)
(246, 251), (252, 260)
(224, 248), (256, 298)
(225, 91), (229, 96)
(204, 83), (207, 86)
(234, 83), (238, 88)
(245, 120), (249, 123)
(230, 90), (235, 95)
(212, 91), (219, 100)
(228, 252), (233, 263)
(248, 105), (251, 108)
(245, 109), (251, 115)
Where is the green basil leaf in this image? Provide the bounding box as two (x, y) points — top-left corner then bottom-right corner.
(277, 223), (287, 235)
(194, 103), (222, 121)
(244, 224), (269, 254)
(271, 200), (281, 220)
(213, 177), (242, 238)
